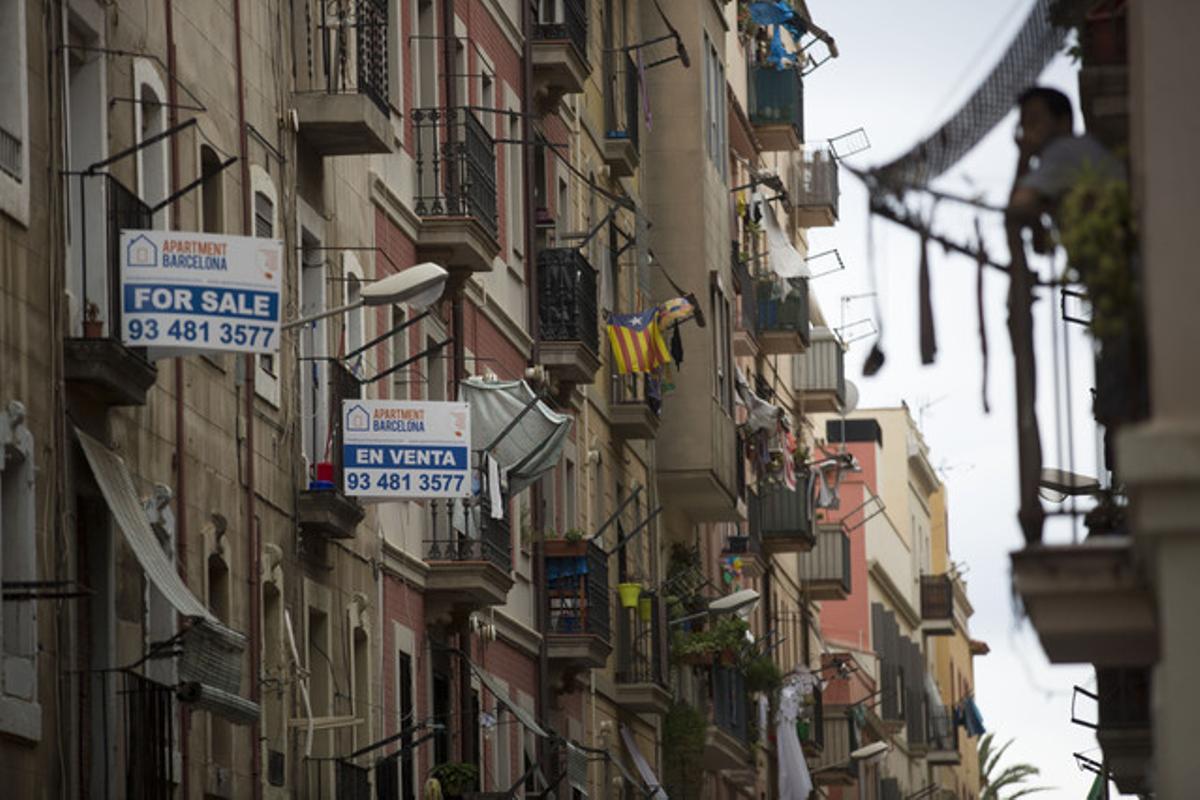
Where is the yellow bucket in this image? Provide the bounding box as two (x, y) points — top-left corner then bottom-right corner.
(618, 583), (642, 609)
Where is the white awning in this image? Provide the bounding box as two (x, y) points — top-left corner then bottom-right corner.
(460, 378), (572, 496)
(760, 196), (811, 279)
(621, 725), (668, 800)
(76, 428), (258, 725)
(470, 661), (549, 739)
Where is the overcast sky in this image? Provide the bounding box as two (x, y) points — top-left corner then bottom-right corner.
(801, 1), (1122, 796)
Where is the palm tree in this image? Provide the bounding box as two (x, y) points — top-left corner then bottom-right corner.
(978, 732), (1052, 800)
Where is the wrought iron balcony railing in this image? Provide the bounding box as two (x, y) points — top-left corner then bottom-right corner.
(0, 124), (21, 181)
(545, 539), (611, 640)
(749, 64), (805, 142)
(793, 147), (840, 218)
(533, 0), (588, 65)
(413, 107), (499, 239)
(76, 174), (152, 338)
(537, 247), (600, 356)
(424, 494), (512, 574)
(299, 0), (390, 115)
(926, 707), (959, 752)
(329, 360), (363, 486)
(605, 54), (640, 152)
(920, 574), (954, 621)
(615, 593), (669, 687)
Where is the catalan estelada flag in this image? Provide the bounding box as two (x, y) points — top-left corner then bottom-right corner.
(607, 308), (671, 374)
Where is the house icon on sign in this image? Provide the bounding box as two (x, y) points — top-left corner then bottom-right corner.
(126, 234), (158, 268)
(346, 404), (370, 433)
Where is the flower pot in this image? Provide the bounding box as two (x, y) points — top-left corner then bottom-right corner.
(83, 320), (104, 339)
(719, 648), (737, 667)
(543, 539), (589, 558)
(679, 651), (713, 667)
(618, 583), (642, 609)
(638, 596), (653, 623)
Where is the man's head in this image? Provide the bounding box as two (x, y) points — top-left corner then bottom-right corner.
(1016, 87), (1074, 155)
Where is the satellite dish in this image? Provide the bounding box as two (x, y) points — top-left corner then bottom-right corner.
(841, 380), (860, 416)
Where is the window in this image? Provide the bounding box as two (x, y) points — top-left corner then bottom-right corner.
(134, 58), (170, 229)
(0, 401), (39, 741)
(0, 0), (29, 225)
(390, 305), (409, 400)
(300, 230), (329, 475)
(555, 175), (569, 245)
(506, 91), (525, 272)
(397, 650), (416, 800)
(480, 67), (496, 136)
(208, 548), (232, 772)
(703, 34), (727, 180)
(345, 269), (365, 378)
(564, 458), (577, 532)
(495, 706), (510, 790)
(251, 167), (280, 404)
(200, 145), (224, 233)
(711, 280), (733, 412)
(413, 0), (438, 111)
(426, 334), (446, 401)
(352, 622), (370, 750)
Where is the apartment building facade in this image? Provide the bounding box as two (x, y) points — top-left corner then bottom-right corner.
(0, 0), (890, 798)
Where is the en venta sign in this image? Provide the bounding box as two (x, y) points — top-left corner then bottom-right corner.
(120, 230), (282, 355)
(341, 400), (472, 500)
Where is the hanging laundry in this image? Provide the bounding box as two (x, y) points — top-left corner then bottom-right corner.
(918, 232), (938, 365)
(646, 373), (663, 415)
(636, 49), (652, 131)
(608, 308), (671, 374)
(670, 324), (684, 366)
(658, 295), (699, 327)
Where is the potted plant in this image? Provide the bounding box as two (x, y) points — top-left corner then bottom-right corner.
(542, 528), (589, 557)
(671, 629), (715, 667)
(83, 301), (103, 338)
(617, 581), (642, 609)
(428, 762), (479, 799)
(744, 654), (783, 695)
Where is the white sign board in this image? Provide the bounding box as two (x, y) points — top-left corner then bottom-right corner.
(342, 400), (472, 499)
(120, 230), (283, 354)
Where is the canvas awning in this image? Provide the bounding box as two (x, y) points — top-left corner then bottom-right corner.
(76, 428), (258, 725)
(468, 659), (549, 739)
(620, 726), (668, 800)
(460, 378), (572, 496)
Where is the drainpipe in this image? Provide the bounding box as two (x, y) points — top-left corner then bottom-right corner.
(231, 1), (262, 798)
(162, 0), (190, 795)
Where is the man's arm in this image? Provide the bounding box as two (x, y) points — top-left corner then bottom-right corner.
(1007, 145), (1052, 251)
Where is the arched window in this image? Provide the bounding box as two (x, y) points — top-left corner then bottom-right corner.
(133, 58), (170, 228)
(251, 165), (281, 405)
(200, 145), (224, 233)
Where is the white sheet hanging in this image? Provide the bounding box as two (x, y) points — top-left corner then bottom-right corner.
(760, 195), (812, 279)
(777, 682), (815, 800)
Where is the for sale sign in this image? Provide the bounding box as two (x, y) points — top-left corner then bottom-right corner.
(120, 230), (282, 354)
(342, 400), (472, 499)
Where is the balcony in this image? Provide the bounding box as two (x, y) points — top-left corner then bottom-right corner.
(544, 539), (612, 670)
(658, 398), (740, 523)
(1095, 667), (1152, 796)
(811, 713), (859, 786)
(798, 684), (826, 757)
(532, 0), (589, 103)
(423, 495), (514, 616)
(919, 574), (955, 636)
(721, 523), (765, 580)
(792, 148), (840, 228)
(705, 666), (752, 771)
(798, 523), (852, 600)
(292, 0), (392, 155)
(614, 594), (672, 715)
(751, 485), (815, 554)
(537, 248), (601, 385)
(925, 708), (960, 766)
(64, 175), (158, 408)
(1010, 538), (1156, 666)
(413, 107), (500, 272)
(731, 247), (760, 356)
(115, 671), (177, 797)
(748, 64), (804, 151)
(609, 374), (661, 440)
(299, 362), (365, 540)
(755, 275), (811, 355)
(603, 55), (640, 177)
(794, 326), (846, 412)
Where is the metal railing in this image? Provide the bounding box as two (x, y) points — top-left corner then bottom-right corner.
(926, 707), (958, 752)
(77, 174), (152, 338)
(755, 275), (811, 344)
(611, 371), (658, 411)
(793, 148), (840, 215)
(424, 492), (512, 574)
(798, 684), (825, 752)
(794, 327), (846, 401)
(711, 666), (750, 743)
(537, 247), (600, 357)
(605, 54), (640, 152)
(616, 593), (668, 686)
(798, 525), (852, 594)
(329, 360), (363, 486)
(532, 0), (588, 65)
(413, 107), (499, 239)
(546, 540), (611, 640)
(308, 0), (390, 114)
(0, 124), (21, 181)
(749, 64), (805, 141)
(732, 244), (759, 340)
(750, 485), (814, 548)
(920, 574), (954, 621)
(305, 759), (372, 800)
(120, 671), (176, 799)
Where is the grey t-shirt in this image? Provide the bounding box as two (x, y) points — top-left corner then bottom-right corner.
(1018, 134), (1126, 201)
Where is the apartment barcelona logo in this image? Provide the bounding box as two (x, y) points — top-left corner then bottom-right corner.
(126, 233), (158, 268)
(345, 404), (371, 433)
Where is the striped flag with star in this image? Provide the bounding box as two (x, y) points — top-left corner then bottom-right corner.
(607, 308), (671, 374)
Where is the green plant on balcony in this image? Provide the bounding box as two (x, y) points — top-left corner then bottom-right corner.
(663, 701), (706, 799)
(743, 654), (784, 695)
(1058, 164), (1136, 340)
(670, 615), (752, 666)
(428, 762), (479, 797)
